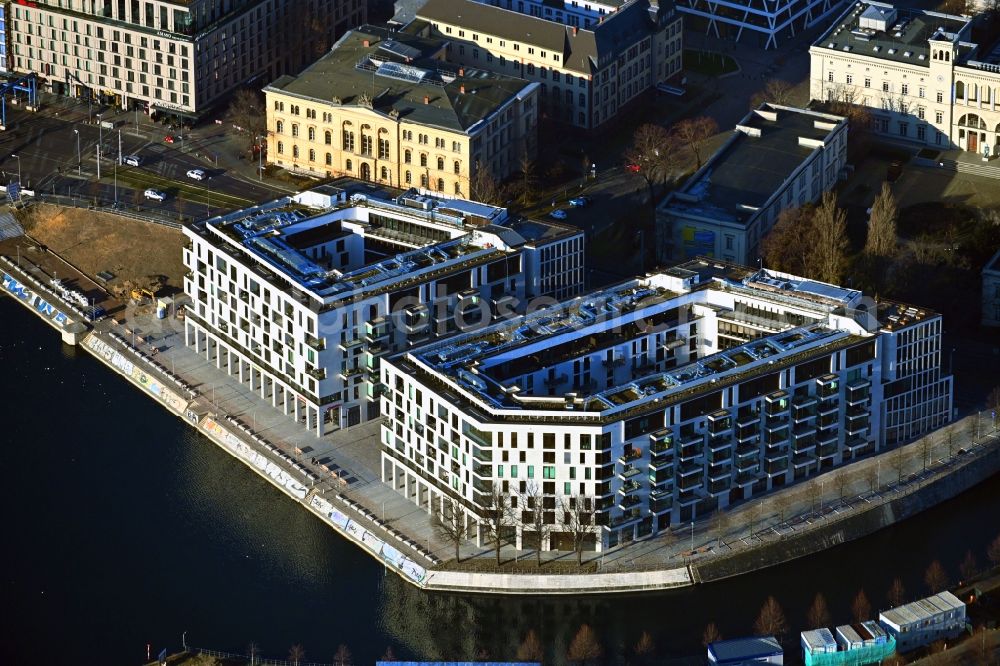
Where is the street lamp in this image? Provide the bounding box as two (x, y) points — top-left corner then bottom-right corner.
(73, 129), (81, 176)
(10, 153), (21, 184)
(256, 136), (263, 182)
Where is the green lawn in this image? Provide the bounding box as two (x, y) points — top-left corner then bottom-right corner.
(684, 49), (739, 76)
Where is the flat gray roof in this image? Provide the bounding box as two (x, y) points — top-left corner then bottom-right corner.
(814, 1), (972, 67)
(663, 104), (845, 226)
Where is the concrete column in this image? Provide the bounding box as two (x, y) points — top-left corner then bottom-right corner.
(238, 359), (245, 384)
(293, 397), (300, 424)
(203, 333), (211, 362)
(260, 373), (267, 400)
(271, 379), (278, 408)
(185, 321), (193, 349)
(313, 406), (322, 438)
(215, 342), (223, 369)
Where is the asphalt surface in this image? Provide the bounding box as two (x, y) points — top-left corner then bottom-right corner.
(0, 95), (290, 219)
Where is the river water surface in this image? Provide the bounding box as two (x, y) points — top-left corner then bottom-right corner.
(2, 297), (998, 665)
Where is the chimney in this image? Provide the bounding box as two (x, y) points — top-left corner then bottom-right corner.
(424, 95), (430, 104)
(460, 84), (466, 94)
(459, 67), (465, 76)
(363, 39), (370, 47)
(573, 26), (578, 35)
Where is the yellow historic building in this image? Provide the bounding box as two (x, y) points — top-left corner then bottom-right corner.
(264, 25), (539, 195)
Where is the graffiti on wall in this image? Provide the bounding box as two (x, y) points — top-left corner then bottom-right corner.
(3, 272), (70, 327)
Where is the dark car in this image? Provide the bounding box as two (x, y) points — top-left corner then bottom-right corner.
(886, 160), (903, 182)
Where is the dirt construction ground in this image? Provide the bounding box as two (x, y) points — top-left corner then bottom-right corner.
(22, 204), (187, 294)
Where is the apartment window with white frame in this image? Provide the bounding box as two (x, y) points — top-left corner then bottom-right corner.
(901, 84), (908, 95)
(846, 74), (853, 85)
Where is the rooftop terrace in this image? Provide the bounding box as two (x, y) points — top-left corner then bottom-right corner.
(189, 180), (574, 303)
(404, 261), (872, 418)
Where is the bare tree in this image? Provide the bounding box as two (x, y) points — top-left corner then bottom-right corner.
(634, 631), (656, 662)
(890, 448), (907, 485)
(224, 88), (268, 152)
(925, 560), (950, 594)
(754, 596), (789, 638)
(834, 468), (852, 500)
(521, 482), (552, 565)
(672, 116), (719, 170)
(865, 182), (898, 258)
(469, 160), (503, 205)
(567, 624), (603, 665)
(761, 205), (816, 275)
(624, 123), (677, 204)
(750, 79), (795, 108)
(481, 484), (514, 566)
(561, 495), (594, 566)
(702, 622), (722, 647)
(811, 191), (849, 284)
(518, 153), (537, 206)
(807, 593), (832, 629)
(852, 589), (873, 622)
(288, 644), (306, 666)
(960, 550), (979, 581)
(772, 493), (791, 523)
(988, 533), (1000, 568)
(888, 577), (906, 608)
(945, 423), (958, 458)
(517, 629), (544, 662)
(434, 496), (471, 563)
(333, 644), (352, 666)
(247, 642), (260, 666)
(921, 435), (933, 473)
(867, 463), (880, 493)
(381, 646), (396, 661)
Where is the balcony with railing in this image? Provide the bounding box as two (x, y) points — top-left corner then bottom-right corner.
(619, 479), (642, 495)
(649, 493), (672, 513)
(305, 333), (325, 351)
(845, 436), (869, 452)
(791, 451), (815, 468)
(708, 478), (731, 495)
(735, 469), (758, 485)
(677, 474), (703, 492)
(618, 447), (643, 465)
(737, 412), (760, 429)
(846, 378), (871, 405)
(364, 317), (390, 342)
(306, 366), (327, 380)
(708, 462), (732, 481)
(610, 508), (642, 528)
(765, 458), (788, 475)
(472, 461), (492, 478)
(764, 391), (790, 415)
(678, 437), (703, 460)
(707, 410), (733, 435)
(817, 374), (839, 394)
(463, 424), (493, 448)
(737, 426), (760, 444)
(618, 464), (642, 480)
(649, 470), (673, 489)
(677, 461), (702, 477)
(650, 430), (674, 455)
(649, 457), (674, 474)
(618, 494), (642, 511)
(736, 442), (759, 459)
(339, 336), (365, 352)
(708, 436), (733, 455)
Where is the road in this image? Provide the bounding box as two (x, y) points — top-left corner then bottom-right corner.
(0, 97), (289, 219)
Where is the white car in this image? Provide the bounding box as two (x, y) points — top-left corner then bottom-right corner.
(123, 155), (142, 167)
(144, 188), (167, 202)
(186, 169), (206, 181)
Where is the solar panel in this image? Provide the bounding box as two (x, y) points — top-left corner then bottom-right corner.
(376, 61), (428, 84)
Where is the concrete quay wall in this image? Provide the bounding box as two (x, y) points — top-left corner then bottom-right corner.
(694, 443), (1000, 584)
(4, 256), (1000, 596)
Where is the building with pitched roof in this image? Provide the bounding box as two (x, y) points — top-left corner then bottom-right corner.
(264, 25), (539, 193)
(379, 258), (951, 549)
(412, 0), (682, 129)
(810, 1), (1000, 153)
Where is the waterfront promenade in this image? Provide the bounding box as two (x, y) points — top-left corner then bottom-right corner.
(2, 229), (999, 594)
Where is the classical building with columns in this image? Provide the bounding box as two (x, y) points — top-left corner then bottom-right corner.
(381, 258), (951, 552)
(810, 1), (1000, 154)
(182, 179), (583, 435)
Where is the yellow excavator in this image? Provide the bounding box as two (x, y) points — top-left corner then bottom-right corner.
(130, 287), (157, 304)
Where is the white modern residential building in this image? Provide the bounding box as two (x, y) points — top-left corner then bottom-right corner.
(7, 0), (366, 120)
(656, 104), (848, 265)
(413, 0), (683, 130)
(879, 591), (966, 653)
(811, 1), (1000, 153)
(983, 248), (1000, 327)
(182, 179), (583, 434)
(380, 258), (952, 550)
(677, 0), (845, 49)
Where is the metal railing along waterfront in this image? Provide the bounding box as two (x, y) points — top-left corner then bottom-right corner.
(193, 646), (341, 666)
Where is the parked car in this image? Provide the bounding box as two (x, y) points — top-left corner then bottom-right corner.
(569, 195), (591, 207)
(186, 169), (207, 181)
(123, 155), (142, 167)
(163, 135), (175, 144)
(144, 188), (167, 201)
(549, 209), (568, 220)
(625, 163), (641, 173)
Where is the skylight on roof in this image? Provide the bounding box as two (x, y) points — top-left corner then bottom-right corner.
(377, 61), (428, 84)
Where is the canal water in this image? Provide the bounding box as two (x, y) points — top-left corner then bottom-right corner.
(2, 297), (999, 665)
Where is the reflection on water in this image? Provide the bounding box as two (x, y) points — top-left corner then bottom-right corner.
(2, 298), (999, 666)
